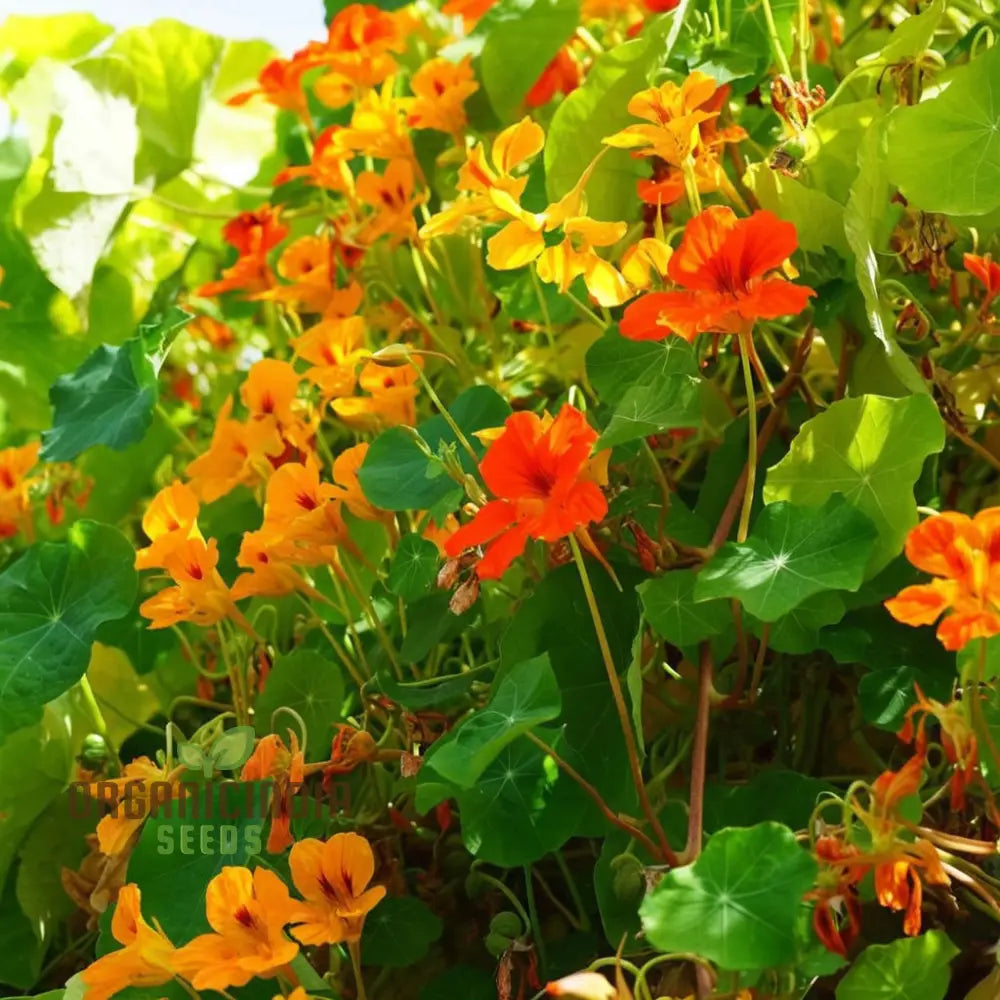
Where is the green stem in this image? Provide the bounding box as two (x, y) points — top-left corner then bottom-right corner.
(554, 850), (591, 931)
(408, 359), (480, 467)
(523, 865), (548, 977)
(760, 0), (794, 77)
(737, 331), (758, 544)
(569, 535), (678, 865)
(348, 941), (369, 1000)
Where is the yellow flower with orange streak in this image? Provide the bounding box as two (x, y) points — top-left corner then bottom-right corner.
(487, 157), (633, 307)
(139, 537), (250, 632)
(86, 758), (188, 857)
(80, 885), (177, 1000)
(293, 315), (368, 401)
(419, 116), (544, 241)
(0, 441), (42, 540)
(241, 733), (306, 854)
(332, 358), (421, 429)
(134, 481), (201, 571)
(334, 80), (414, 162)
(406, 56), (479, 139)
(356, 158), (425, 246)
(287, 833), (386, 945)
(603, 72), (727, 165)
(172, 867), (299, 991)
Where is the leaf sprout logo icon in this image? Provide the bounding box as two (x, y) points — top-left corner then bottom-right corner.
(177, 726), (257, 778)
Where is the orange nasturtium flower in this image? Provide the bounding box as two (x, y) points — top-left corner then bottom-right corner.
(288, 833), (386, 944)
(0, 441), (42, 539)
(241, 732), (306, 853)
(81, 885), (177, 1000)
(619, 207), (815, 341)
(884, 509), (1000, 650)
(303, 3), (405, 107)
(173, 867), (298, 991)
(332, 358), (422, 429)
(274, 125), (356, 195)
(444, 404), (609, 580)
(134, 480), (201, 571)
(407, 56), (479, 139)
(293, 315), (368, 401)
(140, 537), (249, 632)
(356, 158), (424, 246)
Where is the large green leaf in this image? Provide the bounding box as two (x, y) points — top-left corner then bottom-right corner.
(764, 394), (945, 572)
(479, 0), (580, 122)
(640, 569), (731, 648)
(422, 654), (559, 788)
(885, 45), (1000, 216)
(109, 21), (224, 184)
(362, 896), (442, 968)
(640, 823), (817, 971)
(40, 306), (190, 461)
(694, 495), (878, 621)
(0, 706), (75, 892)
(0, 521), (136, 742)
(500, 562), (642, 819)
(0, 14), (112, 80)
(545, 19), (672, 222)
(835, 932), (958, 1000)
(387, 534), (440, 602)
(358, 385), (511, 512)
(253, 650), (345, 763)
(587, 330), (702, 447)
(448, 737), (587, 866)
(745, 165), (850, 258)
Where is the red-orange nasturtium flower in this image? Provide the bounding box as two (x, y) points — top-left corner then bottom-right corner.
(526, 47), (581, 108)
(228, 55), (311, 116)
(965, 252), (1000, 308)
(241, 733), (306, 853)
(900, 686), (979, 811)
(444, 404), (609, 580)
(81, 884), (177, 1000)
(197, 206), (287, 299)
(619, 207), (815, 341)
(173, 867), (298, 991)
(884, 509), (1000, 650)
(288, 833), (386, 944)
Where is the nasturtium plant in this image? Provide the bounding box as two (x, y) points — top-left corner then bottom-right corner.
(3, 1), (1000, 999)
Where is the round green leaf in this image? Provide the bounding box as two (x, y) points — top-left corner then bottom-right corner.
(695, 495), (878, 621)
(835, 931), (958, 1000)
(422, 654), (559, 789)
(254, 649), (345, 762)
(0, 520), (137, 741)
(362, 896), (442, 968)
(387, 534), (440, 602)
(763, 394), (945, 572)
(885, 46), (1000, 216)
(358, 385), (511, 512)
(640, 822), (818, 971)
(640, 568), (731, 648)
